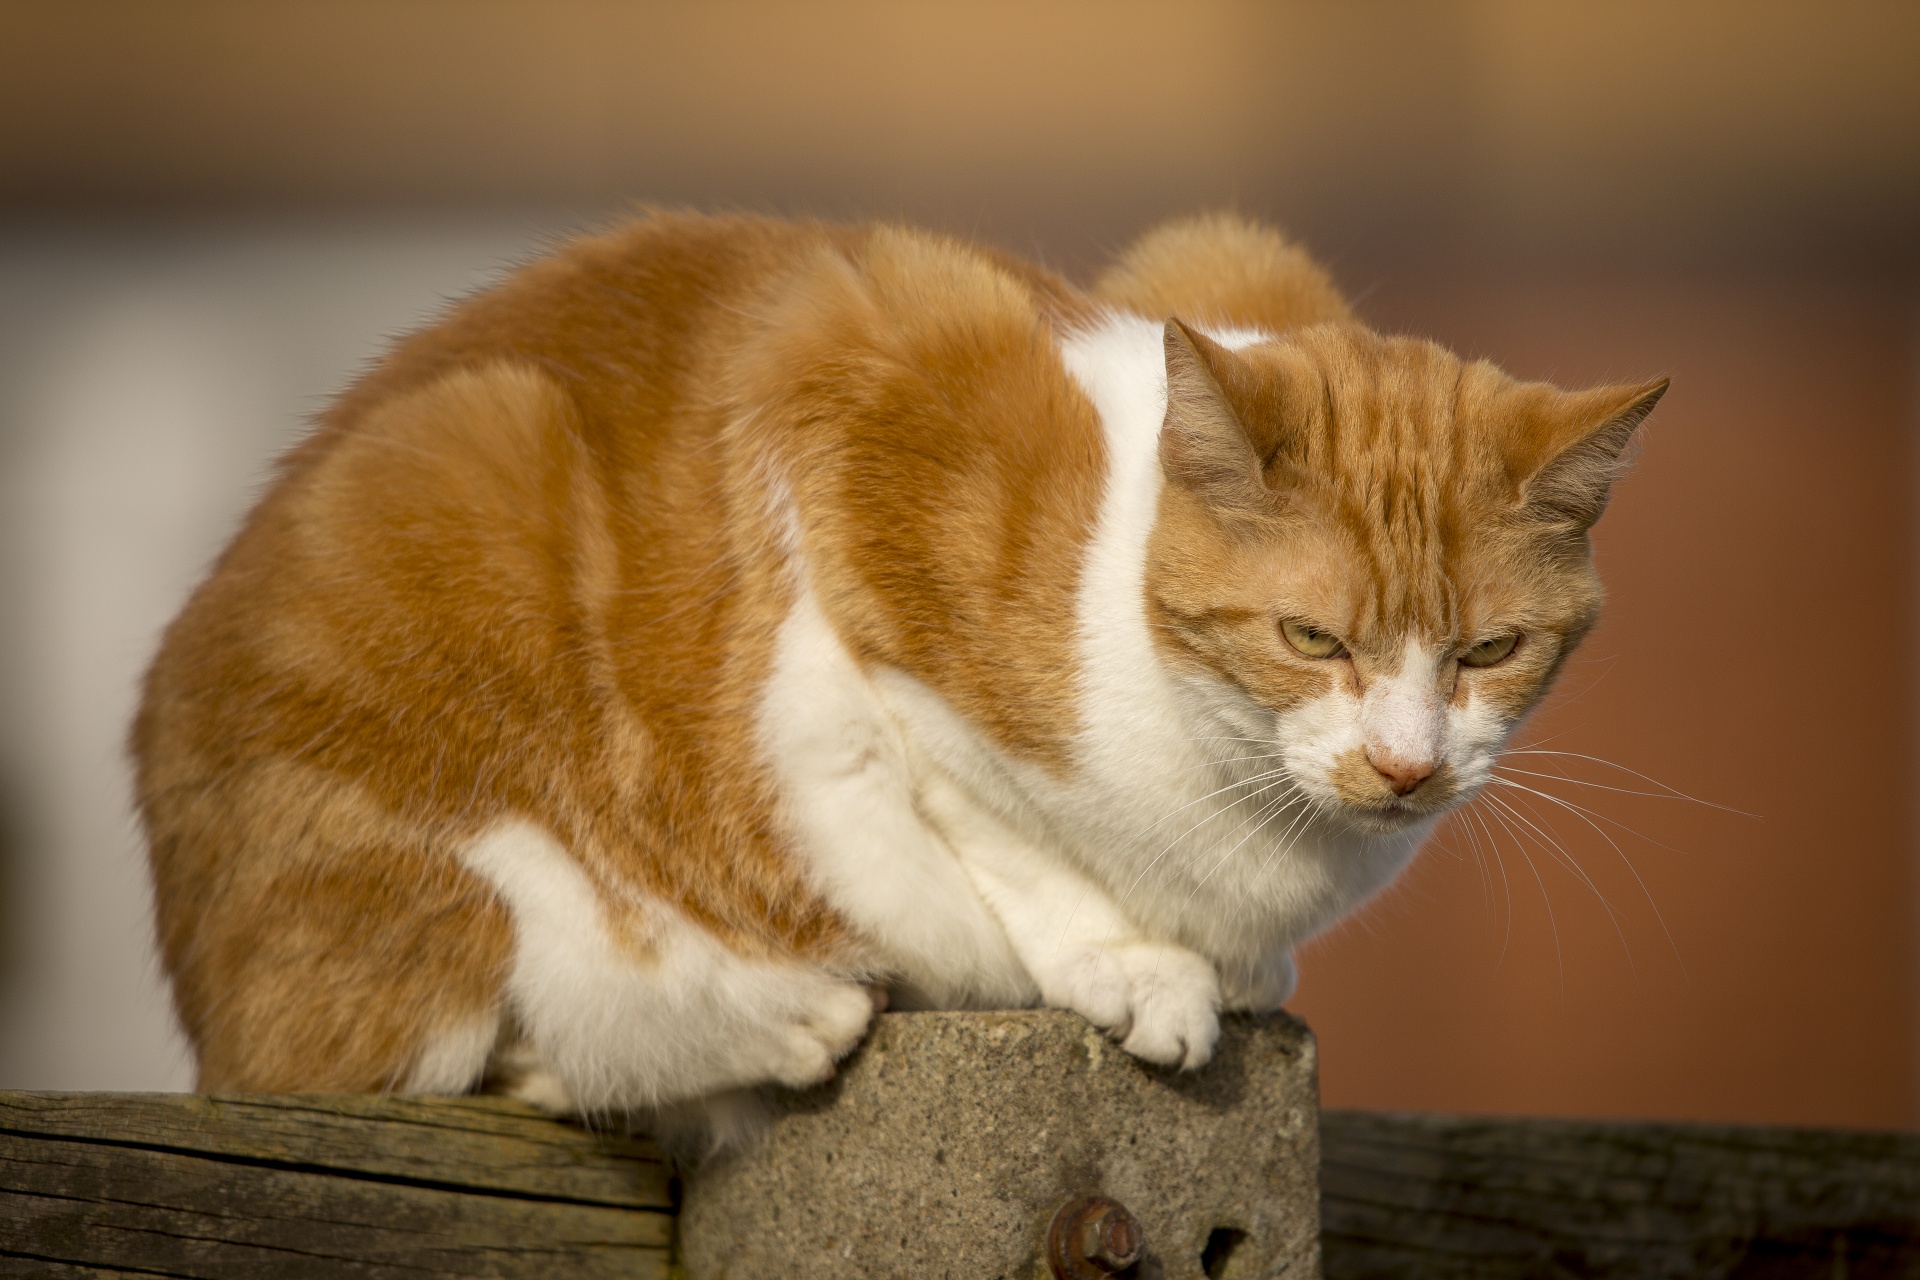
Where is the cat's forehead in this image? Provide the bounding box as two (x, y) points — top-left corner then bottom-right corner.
(1240, 326), (1497, 460)
(1225, 332), (1571, 642)
(1226, 328), (1527, 524)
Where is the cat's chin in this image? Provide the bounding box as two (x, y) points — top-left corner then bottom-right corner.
(1331, 800), (1446, 837)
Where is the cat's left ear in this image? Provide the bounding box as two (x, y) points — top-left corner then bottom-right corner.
(1519, 377), (1669, 531)
(1160, 318), (1296, 519)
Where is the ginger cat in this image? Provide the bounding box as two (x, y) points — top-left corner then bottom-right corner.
(133, 212), (1664, 1128)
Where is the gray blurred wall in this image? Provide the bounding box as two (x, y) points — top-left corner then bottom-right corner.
(0, 219), (557, 1088)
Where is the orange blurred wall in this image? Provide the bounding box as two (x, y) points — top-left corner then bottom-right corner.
(1290, 266), (1919, 1131)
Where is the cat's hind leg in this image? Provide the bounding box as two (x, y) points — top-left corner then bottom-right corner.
(457, 820), (878, 1115)
(151, 770), (514, 1095)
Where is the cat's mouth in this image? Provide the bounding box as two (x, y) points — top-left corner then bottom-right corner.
(1324, 757), (1463, 833)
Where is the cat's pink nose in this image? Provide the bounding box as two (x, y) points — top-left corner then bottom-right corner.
(1366, 750), (1434, 797)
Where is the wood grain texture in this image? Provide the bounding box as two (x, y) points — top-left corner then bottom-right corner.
(8, 1092), (1917, 1278)
(1320, 1110), (1920, 1279)
(0, 1092), (672, 1279)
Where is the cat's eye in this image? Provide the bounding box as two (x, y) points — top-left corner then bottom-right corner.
(1281, 620), (1346, 659)
(1460, 634), (1520, 667)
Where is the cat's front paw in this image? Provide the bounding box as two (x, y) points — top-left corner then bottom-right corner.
(1050, 941), (1220, 1070)
(759, 981), (882, 1089)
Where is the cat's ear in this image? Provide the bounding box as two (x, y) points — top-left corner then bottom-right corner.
(1160, 318), (1288, 518)
(1518, 377), (1669, 531)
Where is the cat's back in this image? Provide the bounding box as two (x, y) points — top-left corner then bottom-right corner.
(137, 212), (843, 765)
(304, 213), (844, 461)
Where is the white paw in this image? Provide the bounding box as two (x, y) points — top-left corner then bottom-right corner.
(761, 981), (879, 1089)
(1220, 950), (1297, 1013)
(504, 1065), (579, 1114)
(484, 1042), (579, 1115)
(1048, 941), (1220, 1071)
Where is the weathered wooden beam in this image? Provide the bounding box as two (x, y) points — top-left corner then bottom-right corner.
(6, 1078), (1917, 1278)
(1319, 1109), (1920, 1279)
(0, 1092), (673, 1279)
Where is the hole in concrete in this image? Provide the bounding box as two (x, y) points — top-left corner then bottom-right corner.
(1201, 1226), (1247, 1278)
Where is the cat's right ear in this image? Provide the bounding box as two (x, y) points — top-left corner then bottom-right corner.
(1160, 318), (1283, 519)
(1517, 377), (1669, 533)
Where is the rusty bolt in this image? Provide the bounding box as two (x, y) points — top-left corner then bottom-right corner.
(1081, 1201), (1143, 1269)
(1048, 1194), (1144, 1278)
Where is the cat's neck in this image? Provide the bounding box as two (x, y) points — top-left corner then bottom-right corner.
(1048, 314), (1423, 953)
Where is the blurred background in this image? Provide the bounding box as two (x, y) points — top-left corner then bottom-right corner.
(0, 1), (1915, 1130)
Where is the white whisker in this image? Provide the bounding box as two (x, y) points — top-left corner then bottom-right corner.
(1466, 801), (1516, 965)
(1482, 789), (1638, 982)
(1500, 750), (1752, 816)
(1477, 796), (1566, 996)
(1186, 785), (1321, 905)
(1489, 776), (1684, 974)
(1117, 774), (1295, 906)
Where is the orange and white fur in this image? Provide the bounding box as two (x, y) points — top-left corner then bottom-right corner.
(134, 213), (1663, 1129)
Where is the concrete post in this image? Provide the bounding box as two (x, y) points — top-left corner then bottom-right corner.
(680, 1008), (1320, 1279)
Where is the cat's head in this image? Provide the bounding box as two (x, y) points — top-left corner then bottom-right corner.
(1146, 319), (1665, 834)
